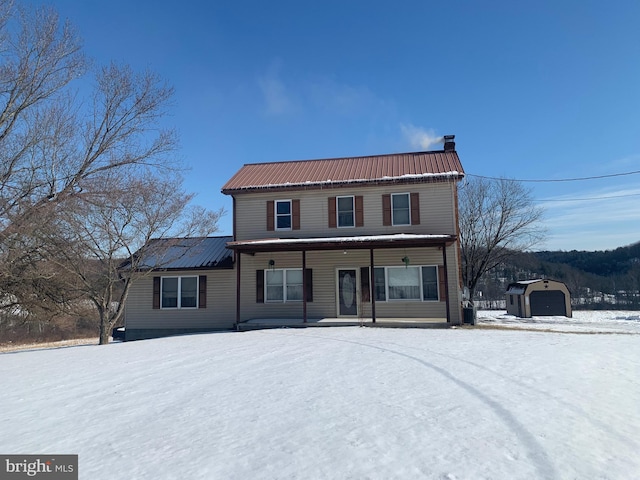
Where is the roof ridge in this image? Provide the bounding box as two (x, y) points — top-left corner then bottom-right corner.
(241, 149), (449, 167)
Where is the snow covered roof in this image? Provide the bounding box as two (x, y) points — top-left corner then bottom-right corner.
(506, 279), (569, 294)
(221, 150), (465, 193)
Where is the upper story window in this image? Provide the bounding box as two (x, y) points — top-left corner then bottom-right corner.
(329, 196), (363, 228)
(267, 199), (300, 231)
(161, 276), (198, 309)
(337, 196), (355, 228)
(383, 193), (420, 226)
(275, 200), (292, 230)
(391, 193), (410, 226)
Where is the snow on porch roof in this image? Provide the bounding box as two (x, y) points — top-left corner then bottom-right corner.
(227, 233), (457, 252)
(221, 150), (465, 193)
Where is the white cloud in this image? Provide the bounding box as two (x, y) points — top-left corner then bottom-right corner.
(400, 124), (443, 150)
(307, 77), (381, 115)
(257, 60), (295, 115)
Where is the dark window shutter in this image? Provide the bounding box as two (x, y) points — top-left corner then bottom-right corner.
(438, 266), (447, 302)
(355, 196), (364, 227)
(256, 270), (264, 303)
(328, 197), (337, 228)
(198, 275), (207, 308)
(292, 199), (301, 230)
(266, 201), (274, 231)
(382, 194), (391, 226)
(360, 267), (370, 302)
(153, 277), (160, 309)
(410, 192), (420, 225)
(305, 268), (313, 302)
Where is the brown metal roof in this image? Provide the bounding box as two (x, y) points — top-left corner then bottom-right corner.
(221, 149), (465, 194)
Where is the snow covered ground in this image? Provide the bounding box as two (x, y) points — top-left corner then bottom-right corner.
(2, 312), (640, 479)
(478, 309), (640, 334)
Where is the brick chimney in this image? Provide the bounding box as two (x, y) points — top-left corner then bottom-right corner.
(443, 135), (455, 152)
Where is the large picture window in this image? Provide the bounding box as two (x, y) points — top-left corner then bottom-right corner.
(161, 276), (198, 309)
(387, 267), (421, 300)
(266, 269), (303, 302)
(372, 266), (439, 302)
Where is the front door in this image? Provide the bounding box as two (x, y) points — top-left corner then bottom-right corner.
(338, 269), (357, 316)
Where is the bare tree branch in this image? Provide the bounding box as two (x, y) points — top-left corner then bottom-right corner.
(459, 177), (545, 302)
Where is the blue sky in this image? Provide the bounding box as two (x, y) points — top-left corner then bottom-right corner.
(31, 0), (640, 251)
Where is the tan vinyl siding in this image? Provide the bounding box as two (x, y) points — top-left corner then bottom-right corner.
(237, 246), (461, 324)
(234, 182), (457, 240)
(124, 269), (236, 330)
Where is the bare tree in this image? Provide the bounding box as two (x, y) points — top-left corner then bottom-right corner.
(47, 171), (224, 344)
(459, 176), (545, 303)
(0, 1), (224, 343)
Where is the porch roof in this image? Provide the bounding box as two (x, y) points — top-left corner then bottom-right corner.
(227, 233), (457, 253)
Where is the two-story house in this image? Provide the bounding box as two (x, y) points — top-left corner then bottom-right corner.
(122, 136), (465, 340)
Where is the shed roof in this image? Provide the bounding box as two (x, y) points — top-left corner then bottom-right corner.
(221, 150), (464, 194)
(506, 279), (569, 293)
(123, 236), (233, 271)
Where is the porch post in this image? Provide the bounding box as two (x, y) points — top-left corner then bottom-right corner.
(442, 243), (451, 323)
(235, 251), (241, 326)
(302, 249), (307, 323)
(370, 248), (376, 323)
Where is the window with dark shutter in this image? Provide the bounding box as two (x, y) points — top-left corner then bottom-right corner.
(382, 194), (391, 226)
(328, 197), (337, 228)
(305, 268), (313, 302)
(292, 199), (301, 230)
(438, 266), (447, 302)
(360, 267), (370, 302)
(153, 277), (160, 309)
(355, 196), (364, 227)
(266, 201), (274, 231)
(256, 270), (264, 303)
(199, 275), (207, 308)
(410, 192), (420, 225)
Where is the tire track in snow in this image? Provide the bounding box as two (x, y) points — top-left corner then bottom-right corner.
(261, 329), (559, 480)
(367, 337), (637, 447)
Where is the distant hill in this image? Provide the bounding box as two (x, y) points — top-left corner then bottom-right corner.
(475, 241), (640, 310)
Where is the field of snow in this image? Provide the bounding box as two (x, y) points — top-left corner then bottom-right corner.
(2, 312), (640, 479)
(478, 309), (640, 334)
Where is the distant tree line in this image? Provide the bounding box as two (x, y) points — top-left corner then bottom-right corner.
(474, 244), (640, 310)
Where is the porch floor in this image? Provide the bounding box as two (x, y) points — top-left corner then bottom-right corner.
(236, 317), (450, 331)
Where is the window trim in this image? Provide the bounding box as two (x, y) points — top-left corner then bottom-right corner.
(336, 195), (355, 228)
(275, 199), (292, 231)
(391, 192), (411, 226)
(265, 268), (304, 303)
(160, 276), (199, 309)
(373, 265), (440, 302)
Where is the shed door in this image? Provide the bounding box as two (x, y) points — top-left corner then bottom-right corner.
(530, 290), (566, 316)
